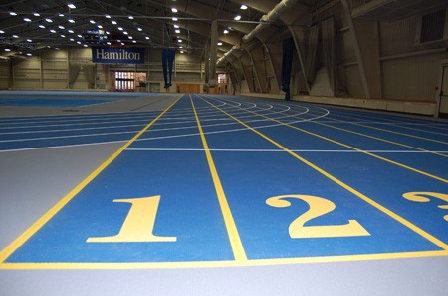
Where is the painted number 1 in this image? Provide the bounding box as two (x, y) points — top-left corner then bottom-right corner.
(87, 195), (177, 243)
(266, 194), (370, 239)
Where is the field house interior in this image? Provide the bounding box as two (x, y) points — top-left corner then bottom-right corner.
(1, 0), (448, 295)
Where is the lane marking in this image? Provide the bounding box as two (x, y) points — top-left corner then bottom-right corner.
(1, 249), (447, 269)
(190, 94), (247, 262)
(125, 147), (448, 153)
(198, 95), (448, 251)
(0, 95), (183, 264)
(330, 112), (448, 144)
(206, 95), (448, 184)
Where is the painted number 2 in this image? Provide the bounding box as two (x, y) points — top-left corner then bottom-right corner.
(87, 195), (177, 243)
(266, 194), (370, 239)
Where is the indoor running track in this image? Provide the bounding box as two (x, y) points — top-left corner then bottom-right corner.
(1, 93), (447, 268)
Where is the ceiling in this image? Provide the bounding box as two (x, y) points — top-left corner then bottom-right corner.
(0, 0), (446, 60)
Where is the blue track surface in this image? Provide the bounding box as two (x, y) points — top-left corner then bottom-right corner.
(1, 93), (447, 266)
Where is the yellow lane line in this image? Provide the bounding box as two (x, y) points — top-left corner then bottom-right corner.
(0, 95), (183, 264)
(208, 96), (448, 183)
(1, 249), (447, 269)
(190, 94), (247, 261)
(330, 112), (448, 145)
(307, 115), (448, 158)
(198, 95), (448, 251)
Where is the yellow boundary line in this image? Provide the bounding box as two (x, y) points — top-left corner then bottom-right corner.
(1, 250), (446, 270)
(190, 94), (247, 261)
(332, 111), (448, 145)
(0, 95), (183, 264)
(198, 95), (448, 251)
(210, 96), (448, 183)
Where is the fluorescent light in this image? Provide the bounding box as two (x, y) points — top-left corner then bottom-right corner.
(137, 27), (142, 31)
(234, 15), (241, 21)
(50, 29), (56, 33)
(60, 34), (66, 38)
(240, 4), (248, 10)
(45, 18), (53, 22)
(173, 24), (179, 28)
(58, 25), (65, 29)
(105, 15), (111, 19)
(171, 8), (178, 13)
(223, 29), (229, 34)
(217, 42), (222, 46)
(77, 34), (83, 38)
(107, 41), (111, 45)
(26, 53), (32, 56)
(98, 25), (103, 29)
(145, 36), (150, 40)
(128, 36), (133, 39)
(68, 19), (75, 23)
(175, 29), (180, 34)
(118, 27), (123, 31)
(111, 20), (117, 25)
(123, 31), (128, 35)
(24, 18), (32, 22)
(70, 38), (75, 41)
(5, 48), (11, 52)
(128, 15), (134, 19)
(67, 3), (76, 9)
(89, 20), (95, 24)
(33, 12), (40, 17)
(9, 11), (17, 16)
(59, 13), (64, 17)
(27, 39), (32, 42)
(177, 39), (182, 43)
(84, 44), (88, 47)
(39, 24), (46, 28)
(180, 51), (183, 53)
(12, 34), (19, 38)
(172, 17), (178, 21)
(132, 40), (136, 43)
(68, 29), (74, 33)
(0, 30), (4, 34)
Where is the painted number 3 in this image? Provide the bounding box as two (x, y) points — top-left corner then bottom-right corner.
(266, 194), (370, 239)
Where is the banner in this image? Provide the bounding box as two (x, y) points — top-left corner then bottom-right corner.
(92, 47), (145, 64)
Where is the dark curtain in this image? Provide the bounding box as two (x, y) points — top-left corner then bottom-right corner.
(305, 25), (319, 85)
(281, 37), (294, 100)
(162, 48), (175, 89)
(322, 18), (336, 95)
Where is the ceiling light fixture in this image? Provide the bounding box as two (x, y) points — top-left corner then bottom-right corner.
(89, 19), (96, 24)
(58, 25), (65, 29)
(9, 11), (17, 16)
(50, 29), (56, 33)
(175, 29), (180, 34)
(172, 17), (178, 21)
(234, 15), (241, 21)
(240, 4), (248, 10)
(33, 12), (40, 17)
(67, 3), (76, 9)
(137, 27), (142, 31)
(128, 16), (134, 19)
(39, 24), (46, 28)
(105, 14), (111, 18)
(24, 17), (32, 22)
(111, 20), (117, 25)
(223, 29), (229, 34)
(12, 34), (19, 38)
(0, 30), (5, 34)
(171, 8), (178, 13)
(68, 19), (75, 23)
(45, 18), (53, 22)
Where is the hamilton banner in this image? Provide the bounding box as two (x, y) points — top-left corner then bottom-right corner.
(92, 47), (145, 64)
